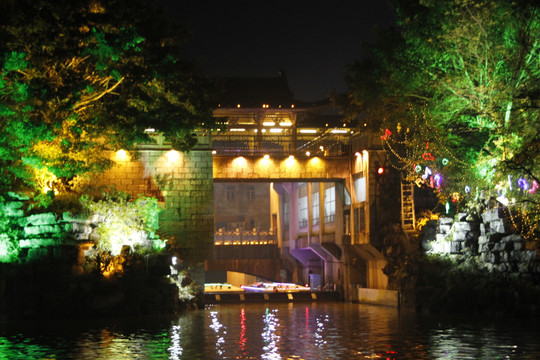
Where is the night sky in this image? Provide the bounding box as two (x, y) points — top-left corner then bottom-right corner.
(173, 1), (394, 102)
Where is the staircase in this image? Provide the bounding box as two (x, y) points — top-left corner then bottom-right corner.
(401, 182), (415, 234)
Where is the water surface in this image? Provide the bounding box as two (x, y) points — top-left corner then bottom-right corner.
(1, 302), (539, 359)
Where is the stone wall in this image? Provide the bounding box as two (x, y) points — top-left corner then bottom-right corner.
(1, 193), (78, 266)
(96, 149), (214, 262)
(0, 193), (187, 319)
(425, 207), (540, 276)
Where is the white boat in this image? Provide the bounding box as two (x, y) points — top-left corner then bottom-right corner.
(241, 282), (311, 293)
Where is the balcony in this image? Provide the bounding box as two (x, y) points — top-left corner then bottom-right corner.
(211, 129), (352, 157)
(214, 228), (277, 245)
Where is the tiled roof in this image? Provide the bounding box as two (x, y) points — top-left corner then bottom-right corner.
(215, 74), (329, 109)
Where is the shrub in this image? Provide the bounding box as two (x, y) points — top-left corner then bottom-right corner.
(80, 190), (162, 255)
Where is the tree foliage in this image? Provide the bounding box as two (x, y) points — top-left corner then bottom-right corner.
(342, 0), (539, 237)
(0, 0), (217, 192)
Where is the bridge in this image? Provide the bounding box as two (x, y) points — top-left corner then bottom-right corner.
(93, 75), (411, 301)
(206, 122), (396, 295)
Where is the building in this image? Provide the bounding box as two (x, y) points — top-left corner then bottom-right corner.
(210, 74), (397, 299)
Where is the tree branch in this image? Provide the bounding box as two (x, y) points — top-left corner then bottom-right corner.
(73, 77), (124, 112)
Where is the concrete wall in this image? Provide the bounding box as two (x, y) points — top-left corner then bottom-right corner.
(352, 287), (399, 307)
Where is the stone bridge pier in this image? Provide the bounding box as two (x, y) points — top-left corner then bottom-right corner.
(95, 143), (391, 301)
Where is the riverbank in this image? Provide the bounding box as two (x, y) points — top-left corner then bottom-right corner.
(0, 261), (196, 320)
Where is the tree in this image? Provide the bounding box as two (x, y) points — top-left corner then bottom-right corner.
(342, 0), (540, 238)
(0, 0), (217, 192)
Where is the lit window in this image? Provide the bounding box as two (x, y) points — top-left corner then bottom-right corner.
(298, 183), (308, 228)
(312, 183), (320, 226)
(283, 193), (290, 230)
(324, 184), (336, 223)
(354, 175), (366, 202)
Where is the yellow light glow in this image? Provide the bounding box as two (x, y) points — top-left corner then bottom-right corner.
(263, 121), (275, 126)
(35, 168), (59, 195)
(257, 156), (272, 172)
(306, 151), (311, 156)
(300, 129), (317, 134)
(237, 104), (241, 108)
(284, 155), (297, 168)
(115, 149), (129, 161)
(269, 128), (283, 133)
(354, 152), (363, 172)
(166, 150), (180, 162)
(291, 104), (295, 108)
(279, 121), (292, 127)
(230, 128), (246, 132)
(331, 129), (348, 134)
(144, 128), (155, 133)
(308, 156), (323, 170)
(212, 150), (217, 155)
(232, 156), (247, 168)
(362, 150), (369, 172)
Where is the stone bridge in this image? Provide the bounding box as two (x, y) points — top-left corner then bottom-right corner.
(94, 131), (390, 296)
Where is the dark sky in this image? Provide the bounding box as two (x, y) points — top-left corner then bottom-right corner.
(173, 1), (394, 102)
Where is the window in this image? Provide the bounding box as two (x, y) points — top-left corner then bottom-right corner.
(247, 185), (255, 201)
(312, 183), (320, 225)
(354, 175), (366, 202)
(298, 183), (308, 228)
(226, 185), (235, 201)
(359, 206), (365, 232)
(324, 184), (336, 223)
(354, 206), (365, 234)
(283, 193), (290, 230)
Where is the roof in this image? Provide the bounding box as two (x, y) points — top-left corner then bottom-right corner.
(215, 74), (330, 109)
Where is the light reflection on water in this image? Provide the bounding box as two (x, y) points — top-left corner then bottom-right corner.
(261, 308), (280, 359)
(0, 302), (539, 359)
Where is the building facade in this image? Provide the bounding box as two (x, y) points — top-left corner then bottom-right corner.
(209, 75), (393, 299)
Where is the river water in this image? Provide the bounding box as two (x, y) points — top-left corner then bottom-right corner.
(1, 301), (539, 359)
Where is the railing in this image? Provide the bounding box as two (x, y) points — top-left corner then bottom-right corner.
(211, 129), (352, 157)
(296, 131), (350, 157)
(214, 229), (277, 245)
(349, 132), (383, 152)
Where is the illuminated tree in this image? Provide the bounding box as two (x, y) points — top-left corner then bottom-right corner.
(343, 0), (539, 237)
(0, 0), (216, 192)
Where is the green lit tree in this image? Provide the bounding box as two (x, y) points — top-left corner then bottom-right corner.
(0, 0), (216, 192)
(342, 0), (539, 238)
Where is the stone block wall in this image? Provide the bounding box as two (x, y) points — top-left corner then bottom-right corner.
(96, 149), (214, 262)
(1, 193), (91, 267)
(425, 207), (540, 276)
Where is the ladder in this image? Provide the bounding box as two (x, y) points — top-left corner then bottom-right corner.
(401, 182), (415, 233)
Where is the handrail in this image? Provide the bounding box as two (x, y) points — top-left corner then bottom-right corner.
(211, 129), (351, 157)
